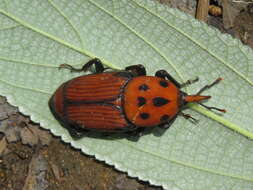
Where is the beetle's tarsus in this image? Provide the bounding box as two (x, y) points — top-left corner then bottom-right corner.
(199, 103), (226, 113)
(59, 58), (105, 73)
(59, 64), (77, 72)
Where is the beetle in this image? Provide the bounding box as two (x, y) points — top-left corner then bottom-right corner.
(49, 58), (225, 139)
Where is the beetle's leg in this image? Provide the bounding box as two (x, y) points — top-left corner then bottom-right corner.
(179, 112), (199, 123)
(68, 127), (86, 139)
(155, 70), (181, 88)
(158, 115), (178, 129)
(59, 58), (105, 73)
(199, 103), (226, 113)
(82, 58), (105, 73)
(196, 77), (223, 95)
(125, 64), (146, 76)
(126, 127), (146, 140)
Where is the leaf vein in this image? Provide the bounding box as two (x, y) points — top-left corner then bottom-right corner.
(88, 0), (185, 82)
(0, 10), (118, 69)
(119, 140), (253, 182)
(0, 24), (20, 31)
(0, 78), (51, 95)
(47, 0), (85, 49)
(131, 0), (253, 86)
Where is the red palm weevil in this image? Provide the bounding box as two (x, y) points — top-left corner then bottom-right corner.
(49, 58), (225, 138)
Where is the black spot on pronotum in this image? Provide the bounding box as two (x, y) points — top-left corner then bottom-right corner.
(153, 97), (170, 107)
(159, 80), (168, 87)
(140, 113), (149, 120)
(137, 97), (146, 107)
(139, 84), (149, 91)
(160, 114), (170, 122)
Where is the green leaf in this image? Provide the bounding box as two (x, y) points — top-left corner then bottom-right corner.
(0, 0), (253, 189)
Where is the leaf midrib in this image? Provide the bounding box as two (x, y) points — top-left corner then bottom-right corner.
(48, 0), (84, 49)
(0, 9), (120, 70)
(1, 1), (252, 87)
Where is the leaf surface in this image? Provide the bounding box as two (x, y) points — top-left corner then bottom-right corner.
(0, 0), (253, 189)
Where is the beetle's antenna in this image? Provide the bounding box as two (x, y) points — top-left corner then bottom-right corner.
(199, 103), (226, 113)
(195, 77), (226, 113)
(196, 77), (223, 95)
(180, 77), (199, 88)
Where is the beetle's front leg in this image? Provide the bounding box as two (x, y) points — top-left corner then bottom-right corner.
(158, 115), (178, 129)
(125, 64), (146, 76)
(155, 70), (199, 88)
(155, 70), (181, 88)
(59, 58), (105, 73)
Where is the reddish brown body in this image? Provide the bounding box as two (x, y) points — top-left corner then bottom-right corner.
(49, 72), (132, 134)
(124, 76), (180, 127)
(49, 58), (225, 139)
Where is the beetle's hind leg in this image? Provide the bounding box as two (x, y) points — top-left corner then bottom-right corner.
(59, 58), (105, 73)
(125, 65), (146, 76)
(66, 124), (88, 139)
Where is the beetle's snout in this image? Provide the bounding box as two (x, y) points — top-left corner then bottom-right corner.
(184, 95), (211, 103)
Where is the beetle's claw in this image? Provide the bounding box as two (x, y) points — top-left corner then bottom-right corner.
(180, 113), (199, 123)
(59, 64), (73, 71)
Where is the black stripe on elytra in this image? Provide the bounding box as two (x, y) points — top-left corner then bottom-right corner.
(153, 97), (170, 107)
(62, 82), (69, 118)
(64, 73), (134, 109)
(65, 98), (121, 110)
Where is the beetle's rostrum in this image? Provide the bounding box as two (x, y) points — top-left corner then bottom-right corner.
(49, 58), (226, 139)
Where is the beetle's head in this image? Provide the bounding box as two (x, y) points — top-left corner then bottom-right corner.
(180, 90), (226, 113)
(180, 91), (210, 106)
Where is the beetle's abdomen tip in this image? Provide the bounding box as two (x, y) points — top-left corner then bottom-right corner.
(49, 84), (65, 119)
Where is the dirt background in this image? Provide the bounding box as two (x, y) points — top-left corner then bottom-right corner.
(1, 0), (253, 190)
